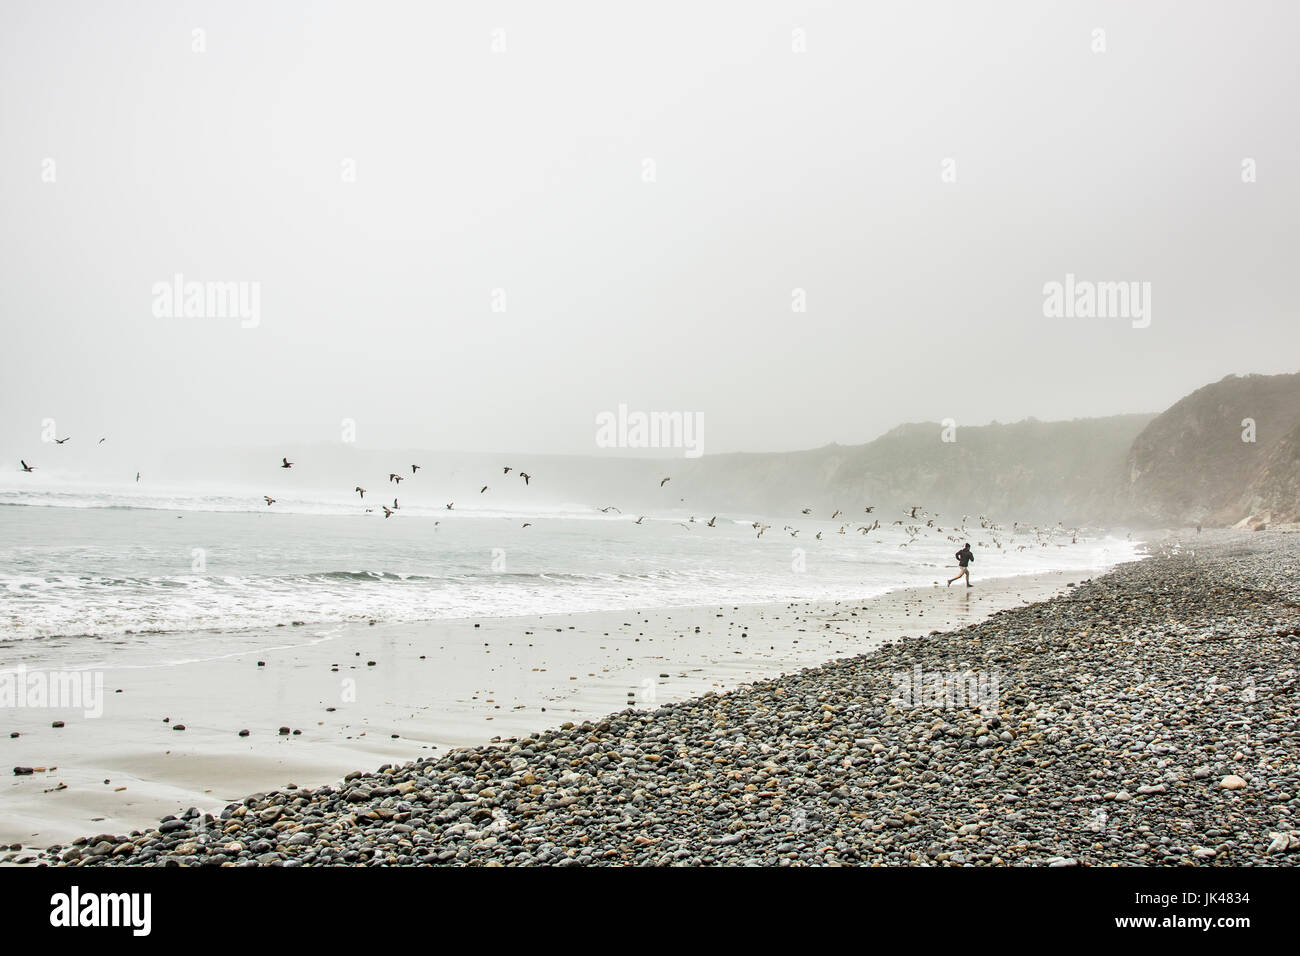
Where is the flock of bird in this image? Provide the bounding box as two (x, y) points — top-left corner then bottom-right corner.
(678, 501), (1078, 551)
(16, 443), (1084, 550)
(265, 458), (538, 524)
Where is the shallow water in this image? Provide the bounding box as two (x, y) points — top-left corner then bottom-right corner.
(0, 495), (1139, 645)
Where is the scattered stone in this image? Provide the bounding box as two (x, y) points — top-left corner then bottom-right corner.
(34, 532), (1300, 869)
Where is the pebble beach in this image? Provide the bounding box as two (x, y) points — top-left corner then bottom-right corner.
(32, 529), (1300, 867)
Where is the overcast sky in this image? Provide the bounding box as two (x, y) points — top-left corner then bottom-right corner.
(3, 0), (1297, 462)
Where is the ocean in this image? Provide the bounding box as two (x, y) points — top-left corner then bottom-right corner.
(0, 485), (1141, 645)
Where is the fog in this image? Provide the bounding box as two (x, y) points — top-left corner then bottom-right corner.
(3, 0), (1298, 467)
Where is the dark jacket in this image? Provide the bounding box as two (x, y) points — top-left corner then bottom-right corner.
(956, 546), (973, 567)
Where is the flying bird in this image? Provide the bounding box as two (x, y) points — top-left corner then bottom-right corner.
(389, 474), (404, 484)
(707, 516), (717, 527)
(599, 506), (621, 514)
(281, 458), (293, 469)
(660, 477), (671, 487)
(411, 465), (421, 474)
(355, 487), (366, 498)
(503, 466), (512, 474)
(801, 508), (811, 515)
(20, 460), (35, 472)
(445, 502), (454, 510)
(520, 472), (531, 485)
(635, 516), (645, 525)
(480, 486), (488, 494)
(263, 496), (276, 506)
(521, 522), (532, 528)
(383, 506), (394, 518)
(98, 438), (106, 444)
(54, 437), (70, 444)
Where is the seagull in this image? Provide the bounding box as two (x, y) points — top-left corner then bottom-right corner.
(411, 465), (421, 474)
(98, 438), (106, 444)
(480, 486), (488, 494)
(815, 531), (823, 540)
(135, 472), (140, 482)
(660, 477), (671, 487)
(54, 437), (70, 444)
(831, 510), (841, 519)
(801, 508), (811, 515)
(864, 506), (874, 514)
(599, 506), (621, 514)
(635, 516), (645, 525)
(383, 506), (394, 518)
(389, 474), (404, 484)
(707, 516), (716, 527)
(445, 502), (454, 510)
(281, 458), (294, 469)
(521, 522), (532, 528)
(19, 460), (35, 472)
(520, 473), (531, 485)
(263, 496), (276, 506)
(393, 498), (399, 509)
(756, 525), (770, 538)
(355, 487), (366, 498)
(503, 466), (512, 474)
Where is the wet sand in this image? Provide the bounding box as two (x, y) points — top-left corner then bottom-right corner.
(1, 569), (1100, 852)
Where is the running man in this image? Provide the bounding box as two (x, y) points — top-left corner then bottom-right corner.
(948, 542), (974, 587)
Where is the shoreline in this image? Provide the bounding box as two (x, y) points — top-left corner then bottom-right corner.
(24, 527), (1300, 867)
(1, 565), (1112, 854)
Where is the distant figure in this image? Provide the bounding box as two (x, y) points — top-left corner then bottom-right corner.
(1196, 523), (1202, 534)
(948, 542), (974, 587)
